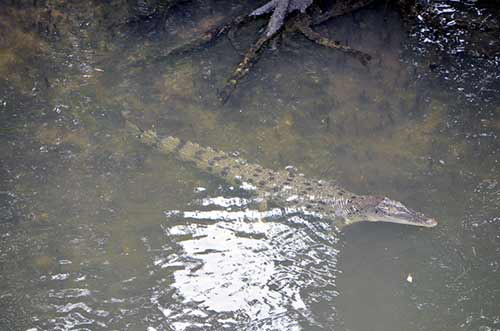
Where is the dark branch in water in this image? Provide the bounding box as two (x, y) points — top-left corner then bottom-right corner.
(127, 12), (254, 67)
(134, 0), (376, 103)
(217, 33), (276, 103)
(294, 14), (372, 66)
(127, 0), (498, 103)
(215, 0), (375, 103)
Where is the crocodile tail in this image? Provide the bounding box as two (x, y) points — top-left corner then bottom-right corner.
(121, 111), (244, 185)
(158, 135), (247, 185)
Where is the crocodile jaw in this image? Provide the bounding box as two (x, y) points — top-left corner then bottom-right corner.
(369, 197), (438, 228)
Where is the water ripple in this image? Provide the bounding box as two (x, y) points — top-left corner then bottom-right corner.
(154, 208), (340, 330)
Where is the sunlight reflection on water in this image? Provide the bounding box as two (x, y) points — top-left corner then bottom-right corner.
(155, 203), (340, 330)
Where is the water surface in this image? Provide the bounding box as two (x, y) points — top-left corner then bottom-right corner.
(0, 1), (499, 330)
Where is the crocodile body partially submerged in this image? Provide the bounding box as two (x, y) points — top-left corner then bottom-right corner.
(124, 115), (437, 230)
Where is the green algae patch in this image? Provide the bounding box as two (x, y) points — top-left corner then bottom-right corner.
(155, 59), (198, 103)
(33, 255), (57, 273)
(36, 126), (91, 151)
(104, 224), (149, 272)
(0, 50), (16, 69)
(0, 10), (51, 94)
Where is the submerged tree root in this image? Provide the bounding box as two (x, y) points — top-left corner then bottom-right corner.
(294, 15), (372, 66)
(217, 33), (275, 103)
(147, 0), (377, 103)
(216, 0), (375, 102)
(217, 10), (372, 102)
(173, 12), (254, 55)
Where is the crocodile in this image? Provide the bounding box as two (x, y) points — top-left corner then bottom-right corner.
(123, 114), (437, 230)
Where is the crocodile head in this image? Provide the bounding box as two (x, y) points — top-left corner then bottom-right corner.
(348, 196), (437, 228)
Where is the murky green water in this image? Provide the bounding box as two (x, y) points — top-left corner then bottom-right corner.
(1, 1), (499, 330)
